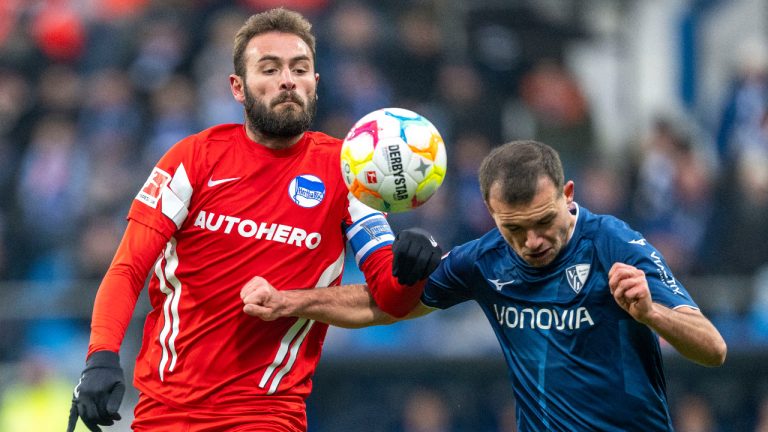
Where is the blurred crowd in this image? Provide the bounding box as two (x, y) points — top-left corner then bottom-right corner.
(1, 0), (768, 430)
(1, 0), (768, 349)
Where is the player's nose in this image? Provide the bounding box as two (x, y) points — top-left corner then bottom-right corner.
(279, 69), (297, 90)
(524, 229), (543, 249)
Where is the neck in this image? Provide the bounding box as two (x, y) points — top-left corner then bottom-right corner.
(565, 202), (578, 243)
(245, 125), (303, 150)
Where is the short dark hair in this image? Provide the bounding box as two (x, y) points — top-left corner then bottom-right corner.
(233, 8), (316, 77)
(478, 140), (565, 205)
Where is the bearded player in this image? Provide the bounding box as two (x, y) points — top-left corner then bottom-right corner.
(66, 8), (441, 432)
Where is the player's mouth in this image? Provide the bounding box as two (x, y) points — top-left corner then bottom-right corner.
(272, 93), (304, 108)
(525, 248), (553, 263)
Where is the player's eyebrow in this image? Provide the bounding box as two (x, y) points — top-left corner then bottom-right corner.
(257, 54), (311, 64)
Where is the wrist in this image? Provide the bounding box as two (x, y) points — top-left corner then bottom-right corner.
(637, 303), (663, 327)
(282, 289), (311, 317)
(86, 350), (120, 367)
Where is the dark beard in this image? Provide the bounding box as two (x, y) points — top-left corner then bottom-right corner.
(244, 87), (316, 138)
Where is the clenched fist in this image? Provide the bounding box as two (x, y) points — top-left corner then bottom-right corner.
(608, 262), (654, 324)
(241, 276), (288, 321)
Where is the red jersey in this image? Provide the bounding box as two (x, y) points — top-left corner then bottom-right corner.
(89, 125), (403, 424)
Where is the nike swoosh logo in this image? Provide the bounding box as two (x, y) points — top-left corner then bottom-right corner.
(207, 176), (241, 187)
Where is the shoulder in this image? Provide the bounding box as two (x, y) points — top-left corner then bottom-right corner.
(577, 206), (649, 263)
(194, 123), (243, 144)
(170, 124), (242, 152)
(448, 228), (507, 266)
(306, 131), (343, 150)
(579, 207), (642, 245)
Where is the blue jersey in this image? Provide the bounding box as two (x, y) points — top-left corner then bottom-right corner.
(421, 204), (697, 432)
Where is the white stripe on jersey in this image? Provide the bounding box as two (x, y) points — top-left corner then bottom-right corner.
(258, 250), (345, 394)
(354, 232), (395, 264)
(316, 249), (346, 287)
(155, 238), (182, 382)
(267, 320), (314, 395)
(259, 318), (309, 390)
(162, 163), (193, 228)
(345, 217), (370, 239)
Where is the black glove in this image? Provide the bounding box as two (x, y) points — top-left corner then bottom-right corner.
(67, 350), (126, 432)
(392, 228), (442, 285)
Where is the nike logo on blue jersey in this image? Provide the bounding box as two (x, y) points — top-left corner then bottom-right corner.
(488, 279), (515, 291)
(628, 238), (646, 246)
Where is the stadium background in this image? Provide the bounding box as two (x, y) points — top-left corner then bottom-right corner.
(0, 0), (767, 430)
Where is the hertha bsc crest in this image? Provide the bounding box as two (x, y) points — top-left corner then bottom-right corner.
(288, 174), (325, 208)
(565, 264), (591, 293)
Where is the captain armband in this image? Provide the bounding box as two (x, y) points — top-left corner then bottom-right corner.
(345, 214), (395, 266)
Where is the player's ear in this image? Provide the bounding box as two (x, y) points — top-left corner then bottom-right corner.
(230, 74), (246, 104)
(563, 180), (575, 204)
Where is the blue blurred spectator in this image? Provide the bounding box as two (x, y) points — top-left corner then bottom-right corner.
(503, 59), (596, 179)
(77, 68), (143, 144)
(707, 112), (768, 274)
(128, 13), (191, 92)
(715, 38), (768, 164)
(193, 8), (248, 127)
(315, 2), (391, 138)
(380, 5), (445, 107)
(15, 114), (86, 281)
(449, 131), (495, 245)
(627, 116), (717, 276)
(143, 74), (201, 165)
(431, 62), (502, 145)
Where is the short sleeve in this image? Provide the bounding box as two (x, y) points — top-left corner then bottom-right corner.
(421, 244), (476, 309)
(599, 218), (699, 310)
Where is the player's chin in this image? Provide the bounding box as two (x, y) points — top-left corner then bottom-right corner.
(524, 251), (554, 267)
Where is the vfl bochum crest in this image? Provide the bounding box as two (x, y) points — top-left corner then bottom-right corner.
(565, 264), (591, 293)
(288, 174), (325, 208)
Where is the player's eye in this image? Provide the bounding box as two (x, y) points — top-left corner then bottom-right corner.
(292, 63), (310, 74)
(258, 63), (279, 74)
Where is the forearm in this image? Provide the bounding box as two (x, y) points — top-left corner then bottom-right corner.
(361, 246), (425, 317)
(89, 269), (143, 354)
(642, 304), (727, 367)
(88, 220), (167, 356)
(283, 284), (398, 328)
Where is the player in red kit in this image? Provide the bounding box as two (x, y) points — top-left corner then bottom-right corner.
(66, 8), (441, 432)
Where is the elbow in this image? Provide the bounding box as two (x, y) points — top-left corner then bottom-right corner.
(710, 338), (728, 367)
(348, 313), (399, 328)
(374, 293), (421, 319)
(699, 338), (727, 367)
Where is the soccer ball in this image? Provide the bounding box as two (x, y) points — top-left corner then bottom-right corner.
(340, 108), (447, 213)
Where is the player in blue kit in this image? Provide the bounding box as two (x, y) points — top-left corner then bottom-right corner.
(241, 140), (727, 431)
